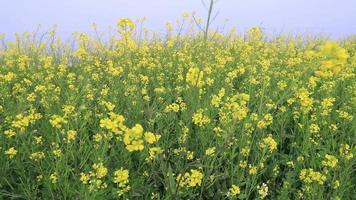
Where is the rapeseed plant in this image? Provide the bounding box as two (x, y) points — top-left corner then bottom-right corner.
(0, 16), (355, 199)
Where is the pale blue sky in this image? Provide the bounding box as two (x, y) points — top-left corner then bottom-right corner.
(1, 0), (355, 39)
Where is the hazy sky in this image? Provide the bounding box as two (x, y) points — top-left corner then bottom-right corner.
(1, 0), (355, 39)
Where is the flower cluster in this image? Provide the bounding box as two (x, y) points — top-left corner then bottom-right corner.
(192, 109), (211, 126)
(186, 67), (205, 87)
(113, 168), (130, 197)
(177, 169), (204, 188)
(299, 168), (326, 185)
(80, 162), (108, 191)
(259, 134), (277, 153)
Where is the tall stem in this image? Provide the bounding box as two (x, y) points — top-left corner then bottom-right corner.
(204, 0), (214, 41)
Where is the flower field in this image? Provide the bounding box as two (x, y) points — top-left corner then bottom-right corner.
(0, 18), (355, 199)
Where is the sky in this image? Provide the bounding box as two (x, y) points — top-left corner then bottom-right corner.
(0, 0), (355, 40)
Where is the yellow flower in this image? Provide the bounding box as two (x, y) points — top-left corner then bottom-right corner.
(211, 88), (225, 107)
(144, 132), (161, 144)
(117, 18), (135, 33)
(299, 168), (326, 185)
(164, 103), (180, 112)
(321, 97), (335, 116)
(177, 169), (204, 188)
(67, 130), (77, 142)
(186, 151), (194, 160)
(93, 133), (103, 143)
(241, 147), (250, 157)
(5, 147), (17, 158)
(102, 101), (116, 111)
(249, 166), (257, 175)
(147, 147), (163, 160)
(107, 66), (123, 77)
(257, 114), (273, 129)
(124, 124), (145, 152)
(27, 93), (36, 102)
(322, 154), (338, 168)
(34, 136), (43, 145)
(309, 123), (320, 134)
(50, 173), (58, 184)
(192, 109), (210, 126)
(228, 184), (240, 196)
(205, 147), (216, 156)
(12, 109), (42, 131)
(186, 67), (204, 87)
(113, 168), (130, 196)
(93, 162), (108, 179)
(239, 160), (247, 168)
(315, 41), (348, 77)
(113, 168), (129, 186)
(30, 151), (45, 161)
(277, 80), (287, 90)
(4, 129), (16, 138)
(3, 72), (16, 81)
(80, 173), (90, 184)
(339, 144), (353, 160)
(257, 183), (269, 199)
(36, 175), (43, 182)
(62, 105), (75, 115)
(333, 180), (340, 189)
(231, 102), (248, 121)
(259, 134), (277, 153)
(52, 149), (62, 158)
(49, 115), (67, 129)
(337, 110), (353, 121)
(296, 88), (313, 113)
(100, 113), (126, 134)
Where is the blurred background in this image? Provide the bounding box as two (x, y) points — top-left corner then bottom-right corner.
(1, 0), (355, 40)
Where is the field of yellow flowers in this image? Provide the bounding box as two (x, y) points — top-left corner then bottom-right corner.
(0, 18), (355, 199)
